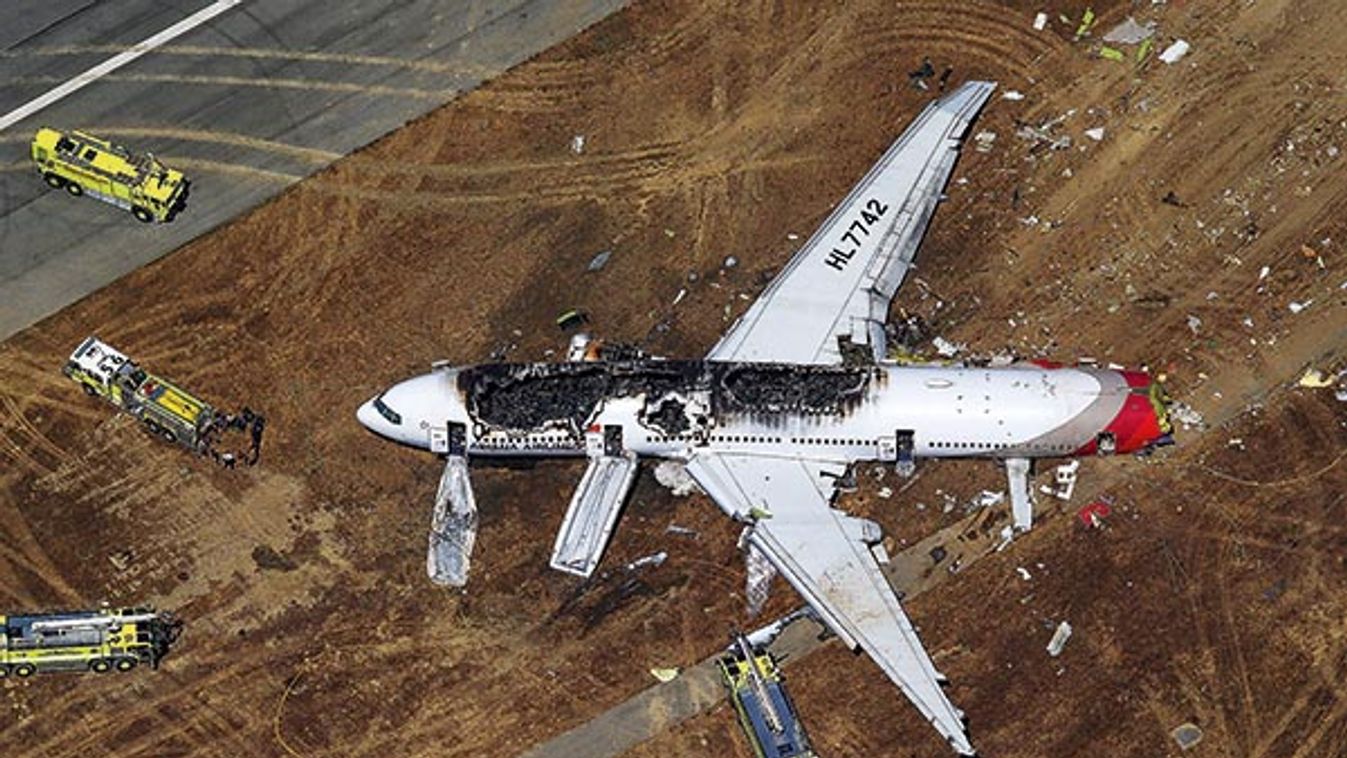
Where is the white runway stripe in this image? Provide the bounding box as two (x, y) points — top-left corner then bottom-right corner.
(0, 0), (243, 133)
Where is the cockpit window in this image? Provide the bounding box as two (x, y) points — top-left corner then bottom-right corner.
(373, 396), (402, 425)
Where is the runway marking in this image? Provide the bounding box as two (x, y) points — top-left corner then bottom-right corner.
(7, 72), (449, 100)
(0, 44), (497, 77)
(0, 0), (243, 133)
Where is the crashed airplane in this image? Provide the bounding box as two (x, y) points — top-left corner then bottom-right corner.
(356, 81), (1175, 756)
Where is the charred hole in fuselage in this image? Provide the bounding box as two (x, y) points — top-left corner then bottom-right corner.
(459, 360), (876, 434)
(718, 364), (871, 415)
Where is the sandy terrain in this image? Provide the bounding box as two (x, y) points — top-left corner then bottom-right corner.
(2, 1), (1345, 756)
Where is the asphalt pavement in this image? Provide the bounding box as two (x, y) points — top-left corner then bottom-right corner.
(0, 0), (628, 340)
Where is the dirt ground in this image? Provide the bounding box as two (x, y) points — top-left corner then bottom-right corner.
(2, 1), (1346, 756)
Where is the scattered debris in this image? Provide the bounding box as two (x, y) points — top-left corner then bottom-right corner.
(1102, 17), (1155, 45)
(672, 288), (687, 306)
(932, 336), (965, 357)
(1097, 46), (1125, 63)
(1047, 621), (1073, 656)
(1084, 126), (1106, 141)
(1016, 567), (1032, 581)
(1074, 8), (1096, 40)
(556, 309), (589, 331)
(995, 525), (1015, 552)
(908, 57), (935, 90)
(1032, 12), (1048, 31)
(108, 549), (133, 571)
(971, 490), (1005, 511)
(654, 460), (701, 496)
(1162, 190), (1186, 207)
(877, 486), (893, 499)
(1015, 113), (1074, 151)
(1186, 314), (1202, 335)
(1170, 402), (1205, 430)
(570, 134), (586, 155)
(666, 524), (699, 537)
(1159, 39), (1191, 64)
(1288, 300), (1312, 314)
(586, 250), (612, 272)
(625, 551), (668, 572)
(1002, 90), (1025, 101)
(1259, 265), (1271, 281)
(973, 130), (997, 153)
(1040, 460), (1080, 500)
(1171, 722), (1204, 751)
(1298, 368), (1336, 388)
(1077, 500), (1112, 528)
(723, 255), (738, 269)
(650, 667), (680, 683)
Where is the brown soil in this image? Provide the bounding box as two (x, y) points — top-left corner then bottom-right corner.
(3, 1), (1346, 756)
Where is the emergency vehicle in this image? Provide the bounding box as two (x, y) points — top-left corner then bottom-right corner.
(718, 633), (818, 758)
(64, 337), (216, 452)
(31, 127), (189, 223)
(0, 608), (180, 677)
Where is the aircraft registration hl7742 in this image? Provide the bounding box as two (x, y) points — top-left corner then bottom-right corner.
(357, 81), (1174, 756)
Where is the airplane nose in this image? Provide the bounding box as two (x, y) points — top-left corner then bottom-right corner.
(356, 397), (381, 431)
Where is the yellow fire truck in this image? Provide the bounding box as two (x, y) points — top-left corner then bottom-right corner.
(0, 608), (180, 677)
(64, 337), (216, 451)
(718, 633), (818, 758)
(31, 127), (189, 223)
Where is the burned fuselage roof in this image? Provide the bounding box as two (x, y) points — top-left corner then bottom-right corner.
(457, 360), (876, 435)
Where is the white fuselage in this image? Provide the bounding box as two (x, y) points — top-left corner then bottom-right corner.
(358, 360), (1143, 465)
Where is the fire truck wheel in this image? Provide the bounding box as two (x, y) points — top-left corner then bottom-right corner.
(83, 383), (98, 397)
(144, 419), (161, 435)
(91, 659), (112, 673)
(14, 664), (35, 678)
(132, 207), (154, 223)
(0, 665), (9, 678)
(43, 173), (64, 189)
(64, 182), (83, 197)
(161, 429), (177, 443)
(115, 658), (137, 672)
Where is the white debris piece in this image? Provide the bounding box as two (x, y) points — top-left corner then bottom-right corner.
(672, 288), (687, 306)
(1047, 621), (1073, 657)
(723, 255), (738, 269)
(653, 460), (701, 496)
(1288, 300), (1312, 314)
(1259, 265), (1271, 281)
(1002, 90), (1026, 101)
(570, 134), (586, 154)
(974, 130), (997, 153)
(1158, 39), (1191, 64)
(976, 490), (1006, 509)
(1033, 12), (1048, 31)
(995, 525), (1016, 552)
(1102, 17), (1155, 45)
(1084, 127), (1106, 142)
(650, 667), (680, 683)
(1186, 314), (1202, 335)
(626, 551), (668, 572)
(1170, 402), (1205, 430)
(1043, 460), (1080, 501)
(878, 486), (893, 499)
(933, 336), (965, 357)
(745, 607), (811, 648)
(1016, 567), (1033, 581)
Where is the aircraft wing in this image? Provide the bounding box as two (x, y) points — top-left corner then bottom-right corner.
(707, 81), (995, 365)
(684, 452), (975, 756)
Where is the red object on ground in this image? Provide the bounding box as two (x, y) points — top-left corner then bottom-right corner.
(1078, 500), (1112, 527)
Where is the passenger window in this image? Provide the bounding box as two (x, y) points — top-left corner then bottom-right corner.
(83, 148), (98, 162)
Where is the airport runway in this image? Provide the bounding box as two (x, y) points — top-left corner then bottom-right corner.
(0, 0), (628, 340)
